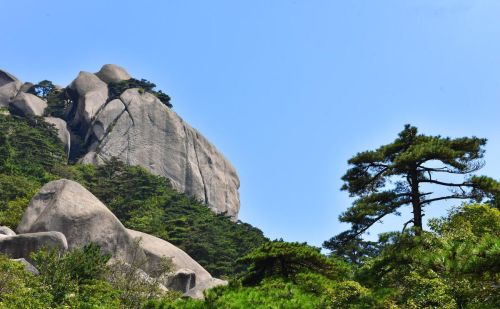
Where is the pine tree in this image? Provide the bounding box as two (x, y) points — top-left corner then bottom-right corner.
(325, 125), (499, 253)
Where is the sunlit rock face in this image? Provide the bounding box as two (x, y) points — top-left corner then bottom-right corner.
(75, 65), (240, 219)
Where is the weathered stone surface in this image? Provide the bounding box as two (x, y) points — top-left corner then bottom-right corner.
(17, 179), (146, 265)
(185, 277), (228, 299)
(19, 82), (34, 93)
(0, 70), (21, 108)
(0, 226), (16, 237)
(127, 229), (227, 297)
(96, 64), (131, 83)
(10, 92), (47, 116)
(81, 88), (240, 219)
(88, 98), (125, 142)
(12, 258), (40, 275)
(163, 268), (196, 293)
(69, 71), (108, 132)
(0, 231), (68, 260)
(44, 117), (71, 157)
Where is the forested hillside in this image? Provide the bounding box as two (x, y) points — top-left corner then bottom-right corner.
(1, 84), (500, 308)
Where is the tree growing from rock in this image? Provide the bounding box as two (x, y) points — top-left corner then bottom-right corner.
(325, 125), (500, 255)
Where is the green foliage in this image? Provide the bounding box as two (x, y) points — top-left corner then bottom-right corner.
(323, 233), (379, 265)
(58, 158), (268, 278)
(108, 78), (172, 108)
(0, 244), (181, 308)
(0, 174), (40, 229)
(0, 114), (65, 229)
(240, 241), (350, 285)
(0, 114), (66, 181)
(31, 243), (114, 306)
(0, 255), (53, 308)
(356, 204), (500, 308)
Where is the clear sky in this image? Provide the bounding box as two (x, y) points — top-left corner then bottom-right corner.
(1, 1), (500, 247)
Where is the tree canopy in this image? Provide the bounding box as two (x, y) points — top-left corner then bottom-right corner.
(325, 124), (500, 260)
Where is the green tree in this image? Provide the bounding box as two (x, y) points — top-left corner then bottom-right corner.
(325, 124), (499, 253)
(239, 241), (350, 285)
(355, 204), (500, 308)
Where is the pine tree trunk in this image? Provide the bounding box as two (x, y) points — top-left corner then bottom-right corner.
(410, 169), (423, 234)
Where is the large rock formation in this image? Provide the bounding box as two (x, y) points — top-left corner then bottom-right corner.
(128, 229), (227, 297)
(96, 64), (131, 83)
(0, 70), (21, 108)
(0, 226), (16, 237)
(74, 65), (240, 219)
(17, 179), (147, 265)
(44, 117), (71, 156)
(0, 231), (68, 260)
(69, 71), (108, 132)
(10, 92), (47, 116)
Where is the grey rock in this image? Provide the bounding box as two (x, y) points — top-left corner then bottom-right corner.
(0, 70), (19, 87)
(0, 226), (16, 236)
(89, 99), (125, 142)
(19, 82), (34, 93)
(12, 258), (39, 275)
(81, 88), (240, 219)
(17, 179), (147, 265)
(0, 231), (68, 260)
(44, 117), (71, 157)
(11, 92), (47, 116)
(0, 70), (22, 108)
(69, 71), (108, 133)
(163, 268), (196, 293)
(185, 277), (228, 299)
(128, 229), (227, 297)
(96, 64), (131, 83)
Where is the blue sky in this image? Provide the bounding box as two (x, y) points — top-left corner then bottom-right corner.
(1, 1), (500, 247)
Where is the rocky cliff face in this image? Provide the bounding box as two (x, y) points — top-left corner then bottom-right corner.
(0, 64), (241, 219)
(74, 65), (240, 219)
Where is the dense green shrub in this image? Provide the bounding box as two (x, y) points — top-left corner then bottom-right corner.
(239, 241), (350, 285)
(355, 204), (500, 308)
(0, 255), (53, 308)
(0, 114), (66, 181)
(0, 244), (179, 308)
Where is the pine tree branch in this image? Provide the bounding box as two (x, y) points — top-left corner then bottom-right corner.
(419, 179), (472, 187)
(420, 194), (470, 205)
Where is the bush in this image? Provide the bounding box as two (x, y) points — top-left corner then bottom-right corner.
(0, 255), (53, 308)
(239, 241), (350, 285)
(0, 114), (66, 181)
